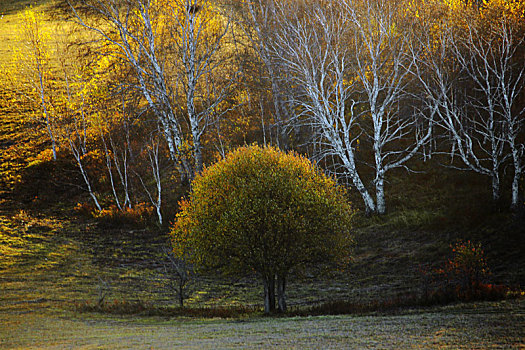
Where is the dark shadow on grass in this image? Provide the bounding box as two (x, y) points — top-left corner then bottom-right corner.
(73, 287), (522, 319)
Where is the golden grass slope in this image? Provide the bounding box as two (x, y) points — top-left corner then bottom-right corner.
(0, 0), (57, 67)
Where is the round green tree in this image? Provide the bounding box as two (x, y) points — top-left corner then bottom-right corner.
(171, 145), (354, 313)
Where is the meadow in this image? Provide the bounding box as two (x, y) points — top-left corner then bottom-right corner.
(1, 301), (523, 349)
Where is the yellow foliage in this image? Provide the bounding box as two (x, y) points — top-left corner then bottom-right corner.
(171, 145), (354, 277)
(479, 0), (525, 30)
(442, 0), (467, 11)
(26, 148), (58, 168)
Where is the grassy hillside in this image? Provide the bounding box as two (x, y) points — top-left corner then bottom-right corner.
(0, 0), (55, 66)
(1, 173), (523, 314)
(0, 0), (523, 311)
(0, 0), (55, 200)
(1, 197), (523, 347)
(0, 0), (523, 347)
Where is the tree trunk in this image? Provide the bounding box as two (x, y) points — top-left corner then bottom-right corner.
(179, 280), (184, 308)
(375, 173), (386, 215)
(160, 118), (192, 184)
(263, 274), (276, 314)
(491, 172), (501, 203)
(511, 168), (522, 211)
(156, 206), (163, 226)
(356, 179), (377, 215)
(38, 59), (57, 161)
(277, 275), (286, 313)
(72, 143), (102, 212)
(193, 136), (203, 176)
(341, 157), (376, 215)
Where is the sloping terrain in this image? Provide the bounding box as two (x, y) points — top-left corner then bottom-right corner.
(0, 0), (523, 348)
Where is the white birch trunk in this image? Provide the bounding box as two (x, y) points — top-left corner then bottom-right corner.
(68, 137), (102, 212)
(136, 134), (164, 225)
(242, 0), (292, 149)
(511, 163), (521, 209)
(38, 75), (57, 161)
(101, 134), (123, 211)
(496, 20), (525, 210)
(375, 171), (386, 215)
(24, 9), (58, 161)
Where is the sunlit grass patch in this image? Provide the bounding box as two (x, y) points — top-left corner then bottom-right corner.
(0, 0), (56, 67)
(0, 210), (67, 269)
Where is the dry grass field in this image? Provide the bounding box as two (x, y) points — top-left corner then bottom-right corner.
(1, 300), (523, 349)
(0, 0), (54, 66)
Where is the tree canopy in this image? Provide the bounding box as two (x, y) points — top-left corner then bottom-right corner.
(170, 145), (354, 312)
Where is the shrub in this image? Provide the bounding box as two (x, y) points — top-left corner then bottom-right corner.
(170, 145), (354, 313)
(93, 202), (156, 228)
(445, 240), (488, 292)
(421, 240), (509, 302)
(75, 299), (150, 315)
(74, 299), (257, 318)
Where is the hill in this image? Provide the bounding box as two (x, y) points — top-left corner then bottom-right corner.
(0, 0), (523, 326)
(0, 1), (523, 347)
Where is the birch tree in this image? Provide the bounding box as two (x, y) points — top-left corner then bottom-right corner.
(412, 0), (524, 206)
(135, 129), (166, 225)
(449, 9), (509, 202)
(58, 66), (104, 212)
(237, 0), (294, 149)
(166, 0), (240, 175)
(13, 8), (59, 160)
(68, 0), (237, 183)
(345, 0), (432, 214)
(410, 4), (505, 203)
(496, 22), (525, 210)
(94, 104), (134, 211)
(268, 0), (375, 213)
(269, 0), (431, 214)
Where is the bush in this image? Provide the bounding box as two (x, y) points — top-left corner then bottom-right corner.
(92, 202), (157, 228)
(75, 299), (150, 315)
(444, 240), (488, 292)
(74, 299), (257, 318)
(421, 240), (509, 302)
(171, 145), (354, 313)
